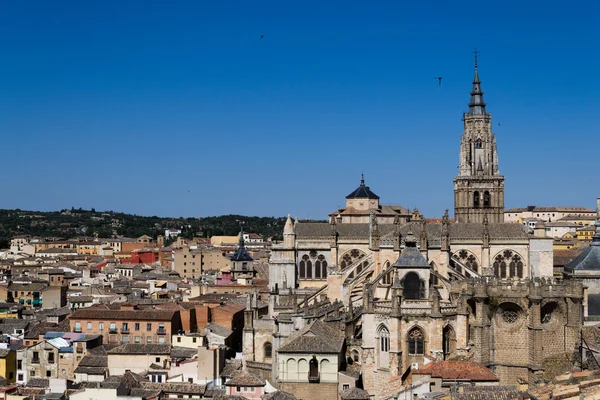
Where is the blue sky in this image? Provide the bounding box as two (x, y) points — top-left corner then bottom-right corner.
(1, 1), (598, 219)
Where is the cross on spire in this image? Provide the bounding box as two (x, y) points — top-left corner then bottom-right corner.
(473, 48), (479, 69)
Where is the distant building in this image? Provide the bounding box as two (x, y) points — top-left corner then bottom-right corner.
(505, 206), (596, 224)
(165, 229), (182, 239)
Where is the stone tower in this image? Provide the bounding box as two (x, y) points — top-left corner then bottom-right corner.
(454, 54), (505, 223)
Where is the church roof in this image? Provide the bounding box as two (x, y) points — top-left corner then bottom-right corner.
(467, 53), (487, 116)
(230, 232), (253, 262)
(345, 175), (379, 200)
(392, 233), (430, 268)
(566, 223), (600, 271)
(294, 221), (528, 242)
(278, 319), (344, 354)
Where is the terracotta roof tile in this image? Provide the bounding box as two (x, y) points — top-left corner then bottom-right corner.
(413, 361), (499, 382)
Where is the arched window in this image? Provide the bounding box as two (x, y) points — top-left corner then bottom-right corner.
(299, 255), (309, 279)
(408, 327), (424, 355)
(352, 350), (359, 363)
(340, 249), (367, 271)
(321, 260), (327, 278)
(483, 191), (491, 208)
(264, 342), (272, 359)
(475, 139), (482, 149)
(443, 326), (456, 359)
(455, 250), (479, 274)
(381, 262), (393, 285)
(315, 261), (321, 279)
(403, 272), (423, 299)
(308, 356), (319, 382)
(306, 261), (312, 279)
(493, 251), (525, 279)
(473, 191), (480, 208)
(378, 325), (390, 368)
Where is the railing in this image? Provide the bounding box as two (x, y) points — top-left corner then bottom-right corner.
(109, 328), (117, 334)
(73, 328), (82, 333)
(31, 358), (40, 364)
(157, 329), (166, 335)
(121, 328), (130, 333)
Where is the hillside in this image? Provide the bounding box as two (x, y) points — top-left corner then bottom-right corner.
(0, 208), (322, 247)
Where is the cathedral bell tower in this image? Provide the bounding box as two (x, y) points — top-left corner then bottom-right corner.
(454, 52), (505, 223)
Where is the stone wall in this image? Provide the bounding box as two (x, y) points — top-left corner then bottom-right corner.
(278, 382), (338, 400)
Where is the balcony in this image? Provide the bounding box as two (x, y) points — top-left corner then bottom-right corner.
(109, 328), (118, 334)
(73, 328), (82, 333)
(157, 329), (166, 335)
(121, 328), (130, 334)
(31, 358), (40, 364)
(308, 373), (320, 384)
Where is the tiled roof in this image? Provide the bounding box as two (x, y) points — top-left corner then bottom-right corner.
(220, 359), (242, 378)
(225, 370), (265, 387)
(143, 382), (206, 395)
(107, 344), (171, 355)
(171, 346), (198, 359)
(345, 177), (379, 200)
(205, 323), (233, 338)
(452, 385), (521, 400)
(413, 361), (499, 382)
(340, 387), (370, 400)
(262, 391), (297, 400)
(295, 221), (528, 241)
(278, 319), (344, 354)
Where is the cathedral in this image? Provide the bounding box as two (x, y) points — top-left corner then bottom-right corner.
(243, 59), (584, 400)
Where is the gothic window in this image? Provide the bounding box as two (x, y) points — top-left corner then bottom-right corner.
(455, 250), (479, 274)
(352, 350), (359, 363)
(443, 325), (456, 359)
(321, 258), (328, 278)
(473, 191), (480, 208)
(306, 261), (312, 279)
(378, 325), (390, 368)
(483, 191), (491, 208)
(340, 249), (368, 273)
(475, 139), (482, 149)
(493, 251), (524, 279)
(299, 255), (309, 279)
(315, 261), (321, 279)
(408, 328), (424, 355)
(264, 343), (272, 359)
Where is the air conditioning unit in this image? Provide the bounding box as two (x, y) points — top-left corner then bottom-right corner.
(411, 362), (419, 370)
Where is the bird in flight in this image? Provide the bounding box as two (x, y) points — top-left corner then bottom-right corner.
(434, 77), (442, 86)
(260, 35), (265, 40)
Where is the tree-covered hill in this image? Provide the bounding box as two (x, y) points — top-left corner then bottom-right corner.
(0, 208), (325, 246)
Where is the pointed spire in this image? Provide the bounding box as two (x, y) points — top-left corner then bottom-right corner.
(467, 49), (487, 116)
(284, 214), (294, 235)
(361, 172), (365, 186)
